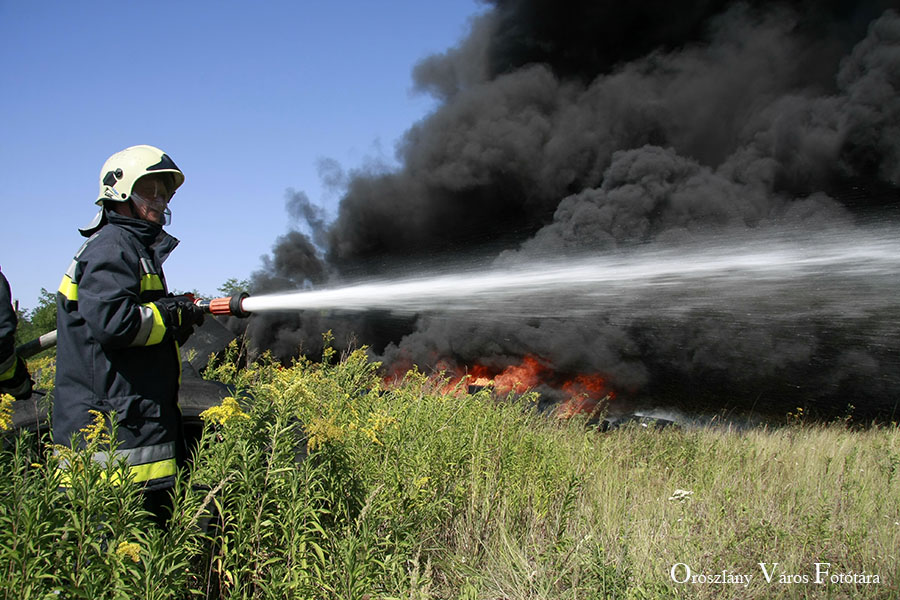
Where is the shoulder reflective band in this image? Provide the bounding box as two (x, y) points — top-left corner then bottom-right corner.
(58, 274), (78, 301)
(58, 258), (83, 302)
(140, 273), (164, 293)
(139, 258), (164, 294)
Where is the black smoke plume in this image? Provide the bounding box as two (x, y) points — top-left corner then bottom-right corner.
(250, 0), (900, 419)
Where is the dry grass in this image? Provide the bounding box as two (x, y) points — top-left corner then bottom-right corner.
(2, 346), (898, 598)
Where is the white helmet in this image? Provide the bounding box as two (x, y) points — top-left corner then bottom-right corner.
(97, 145), (184, 205)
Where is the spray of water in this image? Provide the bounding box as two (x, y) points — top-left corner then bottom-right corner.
(242, 227), (900, 324)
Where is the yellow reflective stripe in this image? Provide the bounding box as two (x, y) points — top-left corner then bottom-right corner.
(175, 341), (182, 386)
(58, 275), (78, 301)
(59, 269), (161, 302)
(140, 273), (164, 293)
(58, 458), (177, 487)
(0, 360), (16, 382)
(145, 302), (167, 346)
(129, 458), (177, 483)
(61, 467), (126, 486)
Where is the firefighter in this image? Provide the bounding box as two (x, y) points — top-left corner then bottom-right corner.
(0, 268), (33, 400)
(55, 145), (204, 526)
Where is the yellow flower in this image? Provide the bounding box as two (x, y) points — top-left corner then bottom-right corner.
(116, 541), (141, 563)
(360, 410), (397, 447)
(0, 393), (14, 432)
(305, 417), (344, 452)
(200, 397), (249, 425)
(363, 428), (383, 446)
(79, 410), (110, 444)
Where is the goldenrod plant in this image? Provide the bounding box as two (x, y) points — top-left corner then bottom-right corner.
(0, 394), (13, 432)
(1, 340), (899, 599)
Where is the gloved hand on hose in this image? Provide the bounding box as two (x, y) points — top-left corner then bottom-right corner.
(153, 294), (205, 345)
(0, 356), (33, 400)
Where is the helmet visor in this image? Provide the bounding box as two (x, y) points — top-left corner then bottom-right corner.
(131, 191), (172, 225)
(131, 176), (173, 225)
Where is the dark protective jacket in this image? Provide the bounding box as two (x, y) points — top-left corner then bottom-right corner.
(55, 210), (183, 490)
(0, 273), (19, 381)
(0, 269), (18, 379)
(0, 268), (31, 399)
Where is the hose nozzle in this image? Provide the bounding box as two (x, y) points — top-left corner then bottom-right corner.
(195, 292), (250, 318)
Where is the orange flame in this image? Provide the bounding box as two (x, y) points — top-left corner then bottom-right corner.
(467, 364), (493, 387)
(384, 354), (614, 418)
(558, 374), (613, 418)
(491, 355), (546, 394)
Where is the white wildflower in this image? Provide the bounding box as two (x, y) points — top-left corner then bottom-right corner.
(668, 489), (694, 502)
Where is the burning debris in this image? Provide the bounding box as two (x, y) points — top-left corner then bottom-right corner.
(384, 354), (615, 417)
(247, 0), (900, 420)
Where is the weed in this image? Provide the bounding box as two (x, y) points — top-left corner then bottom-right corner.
(2, 346), (898, 598)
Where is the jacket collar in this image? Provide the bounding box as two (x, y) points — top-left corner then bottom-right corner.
(151, 227), (180, 265)
(81, 208), (180, 264)
(107, 209), (162, 240)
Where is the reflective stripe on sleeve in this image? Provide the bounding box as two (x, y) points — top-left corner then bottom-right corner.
(176, 341), (182, 386)
(130, 303), (167, 347)
(130, 304), (156, 346)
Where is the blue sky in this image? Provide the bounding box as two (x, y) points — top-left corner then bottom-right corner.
(0, 0), (485, 310)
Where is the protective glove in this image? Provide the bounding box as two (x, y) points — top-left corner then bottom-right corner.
(153, 295), (205, 345)
(0, 356), (34, 400)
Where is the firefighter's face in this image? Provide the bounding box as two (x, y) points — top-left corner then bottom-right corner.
(131, 175), (172, 225)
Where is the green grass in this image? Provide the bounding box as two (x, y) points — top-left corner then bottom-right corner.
(1, 341), (898, 599)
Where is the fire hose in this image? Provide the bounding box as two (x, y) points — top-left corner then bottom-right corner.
(15, 292), (252, 360)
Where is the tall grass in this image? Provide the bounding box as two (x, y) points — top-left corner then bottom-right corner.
(1, 340), (898, 599)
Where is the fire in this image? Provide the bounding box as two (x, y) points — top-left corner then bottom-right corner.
(384, 354), (613, 419)
(558, 373), (614, 418)
(467, 364), (493, 387)
(491, 355), (546, 394)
